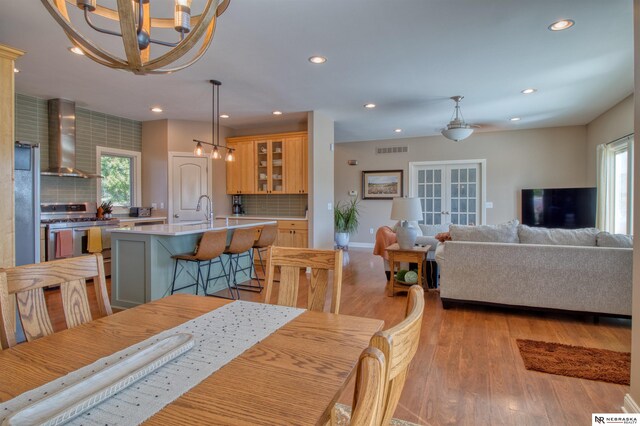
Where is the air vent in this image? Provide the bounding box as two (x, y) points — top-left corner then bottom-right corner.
(376, 146), (408, 155)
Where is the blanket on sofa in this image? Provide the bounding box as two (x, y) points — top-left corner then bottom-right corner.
(373, 226), (396, 260)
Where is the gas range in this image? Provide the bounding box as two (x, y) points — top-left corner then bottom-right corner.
(41, 203), (120, 229)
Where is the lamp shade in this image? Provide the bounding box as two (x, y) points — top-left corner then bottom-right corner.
(390, 197), (422, 221)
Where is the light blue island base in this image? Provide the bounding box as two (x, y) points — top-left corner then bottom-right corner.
(110, 219), (276, 310)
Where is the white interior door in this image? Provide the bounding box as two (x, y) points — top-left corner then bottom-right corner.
(412, 161), (484, 225)
(171, 156), (209, 222)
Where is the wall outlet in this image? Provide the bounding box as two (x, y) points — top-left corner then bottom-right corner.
(485, 201), (494, 209)
(369, 227), (374, 235)
(328, 202), (333, 211)
(160, 202), (165, 209)
(151, 202), (157, 209)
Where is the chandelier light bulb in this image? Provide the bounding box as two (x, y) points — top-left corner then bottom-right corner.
(225, 149), (235, 162)
(193, 142), (204, 157)
(211, 146), (221, 159)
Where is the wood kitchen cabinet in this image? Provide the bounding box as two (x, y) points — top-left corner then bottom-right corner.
(226, 132), (307, 195)
(255, 139), (285, 194)
(226, 140), (255, 194)
(276, 220), (308, 248)
(283, 135), (308, 194)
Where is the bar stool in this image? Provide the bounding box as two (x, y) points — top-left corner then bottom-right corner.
(170, 230), (236, 299)
(251, 224), (278, 288)
(224, 227), (261, 294)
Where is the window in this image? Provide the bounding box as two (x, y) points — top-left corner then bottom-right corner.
(96, 147), (141, 213)
(597, 136), (634, 234)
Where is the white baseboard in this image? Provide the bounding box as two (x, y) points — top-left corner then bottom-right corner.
(623, 394), (640, 413)
(346, 242), (374, 249)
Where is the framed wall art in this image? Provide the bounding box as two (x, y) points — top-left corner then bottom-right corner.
(362, 170), (403, 200)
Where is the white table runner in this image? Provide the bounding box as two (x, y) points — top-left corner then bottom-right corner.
(0, 300), (304, 425)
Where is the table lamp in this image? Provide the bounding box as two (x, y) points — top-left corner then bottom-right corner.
(390, 197), (423, 249)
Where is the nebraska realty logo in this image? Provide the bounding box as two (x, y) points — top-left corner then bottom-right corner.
(593, 414), (640, 425)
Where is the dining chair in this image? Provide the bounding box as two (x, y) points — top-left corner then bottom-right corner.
(371, 284), (425, 425)
(0, 254), (112, 349)
(264, 246), (343, 314)
(333, 346), (386, 426)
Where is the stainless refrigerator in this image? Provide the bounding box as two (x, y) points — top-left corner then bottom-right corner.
(14, 142), (40, 344)
(14, 142), (40, 266)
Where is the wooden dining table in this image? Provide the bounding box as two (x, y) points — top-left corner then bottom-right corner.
(0, 294), (384, 425)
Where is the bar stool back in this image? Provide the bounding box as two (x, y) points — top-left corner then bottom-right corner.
(170, 230), (236, 299)
(252, 224), (278, 285)
(225, 227), (260, 294)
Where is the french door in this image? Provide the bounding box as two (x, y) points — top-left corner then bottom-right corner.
(410, 161), (485, 226)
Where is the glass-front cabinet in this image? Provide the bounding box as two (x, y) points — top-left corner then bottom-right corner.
(256, 139), (285, 194)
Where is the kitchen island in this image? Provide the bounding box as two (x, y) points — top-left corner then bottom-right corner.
(110, 219), (276, 309)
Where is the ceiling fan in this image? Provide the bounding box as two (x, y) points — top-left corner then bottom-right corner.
(441, 96), (479, 142)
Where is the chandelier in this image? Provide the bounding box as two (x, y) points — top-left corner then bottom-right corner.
(41, 0), (230, 75)
(193, 80), (235, 161)
(441, 96), (474, 142)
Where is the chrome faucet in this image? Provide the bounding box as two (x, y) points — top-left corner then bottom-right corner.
(196, 195), (214, 227)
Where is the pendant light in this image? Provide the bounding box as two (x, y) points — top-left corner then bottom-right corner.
(193, 80), (234, 161)
(442, 96), (474, 142)
(41, 0), (231, 75)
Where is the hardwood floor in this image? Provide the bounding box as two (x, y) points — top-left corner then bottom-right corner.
(42, 249), (631, 425)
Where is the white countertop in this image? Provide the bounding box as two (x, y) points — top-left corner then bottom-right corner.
(217, 214), (307, 221)
(117, 216), (167, 223)
(111, 218), (277, 236)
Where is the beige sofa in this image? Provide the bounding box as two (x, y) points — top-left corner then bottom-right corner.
(435, 222), (633, 317)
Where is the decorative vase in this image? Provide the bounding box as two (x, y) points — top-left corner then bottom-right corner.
(97, 207), (104, 219)
(335, 232), (350, 249)
(396, 222), (418, 249)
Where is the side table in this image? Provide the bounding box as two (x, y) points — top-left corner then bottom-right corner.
(386, 243), (431, 297)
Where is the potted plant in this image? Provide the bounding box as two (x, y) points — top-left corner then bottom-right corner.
(334, 198), (360, 249)
(99, 201), (114, 219)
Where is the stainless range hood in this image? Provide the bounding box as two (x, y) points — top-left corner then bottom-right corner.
(41, 99), (101, 178)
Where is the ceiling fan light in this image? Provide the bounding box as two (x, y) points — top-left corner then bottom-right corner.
(442, 127), (474, 142)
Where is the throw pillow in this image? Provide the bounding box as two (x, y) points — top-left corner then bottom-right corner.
(517, 225), (598, 246)
(449, 219), (519, 243)
(435, 232), (451, 243)
(596, 231), (633, 248)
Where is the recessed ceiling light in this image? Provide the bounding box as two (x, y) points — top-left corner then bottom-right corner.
(364, 103), (376, 109)
(510, 117), (521, 122)
(308, 56), (327, 64)
(548, 19), (575, 31)
(219, 114), (230, 119)
(150, 107), (163, 113)
(521, 88), (537, 94)
(394, 128), (403, 133)
(13, 68), (19, 73)
(69, 46), (85, 55)
(272, 110), (283, 115)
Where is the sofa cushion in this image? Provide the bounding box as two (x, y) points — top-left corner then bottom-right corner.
(449, 220), (519, 243)
(416, 235), (439, 251)
(596, 231), (633, 248)
(419, 223), (450, 237)
(517, 225), (598, 246)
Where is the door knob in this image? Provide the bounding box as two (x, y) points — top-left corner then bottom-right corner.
(174, 214), (180, 218)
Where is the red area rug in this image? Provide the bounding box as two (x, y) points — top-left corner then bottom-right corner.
(516, 339), (630, 385)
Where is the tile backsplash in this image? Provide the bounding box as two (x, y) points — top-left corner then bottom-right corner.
(15, 94), (142, 204)
(241, 194), (308, 217)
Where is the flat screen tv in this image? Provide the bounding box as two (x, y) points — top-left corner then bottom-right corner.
(521, 187), (597, 229)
